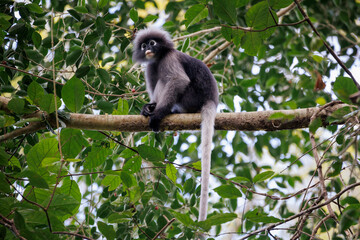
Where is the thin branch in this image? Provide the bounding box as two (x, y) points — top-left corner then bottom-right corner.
(52, 231), (95, 240)
(310, 215), (333, 240)
(220, 19), (307, 32)
(203, 41), (232, 64)
(173, 27), (221, 42)
(0, 214), (27, 240)
(239, 182), (360, 239)
(293, 0), (359, 89)
(152, 218), (176, 240)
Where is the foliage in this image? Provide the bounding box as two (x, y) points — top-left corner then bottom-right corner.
(1, 0), (360, 239)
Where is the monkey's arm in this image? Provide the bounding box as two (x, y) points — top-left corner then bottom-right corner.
(149, 76), (190, 131)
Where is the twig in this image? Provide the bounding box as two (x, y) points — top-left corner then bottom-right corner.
(239, 182), (360, 239)
(152, 218), (176, 240)
(309, 102), (338, 218)
(98, 131), (139, 154)
(203, 41), (232, 64)
(173, 27), (221, 42)
(52, 231), (95, 240)
(0, 214), (27, 240)
(310, 215), (333, 240)
(293, 0), (359, 89)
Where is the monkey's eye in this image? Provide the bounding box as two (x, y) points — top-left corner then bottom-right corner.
(141, 43), (146, 50)
(149, 40), (156, 46)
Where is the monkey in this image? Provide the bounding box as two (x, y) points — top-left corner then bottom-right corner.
(132, 27), (219, 221)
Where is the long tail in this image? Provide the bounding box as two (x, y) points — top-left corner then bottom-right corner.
(198, 101), (217, 222)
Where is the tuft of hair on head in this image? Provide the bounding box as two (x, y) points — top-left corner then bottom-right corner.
(132, 27), (174, 62)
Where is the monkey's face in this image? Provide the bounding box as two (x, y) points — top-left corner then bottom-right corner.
(140, 39), (158, 60)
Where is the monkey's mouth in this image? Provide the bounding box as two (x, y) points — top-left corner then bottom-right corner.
(145, 50), (154, 59)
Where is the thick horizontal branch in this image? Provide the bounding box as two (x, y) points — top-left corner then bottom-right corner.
(0, 96), (347, 142)
(64, 104), (344, 132)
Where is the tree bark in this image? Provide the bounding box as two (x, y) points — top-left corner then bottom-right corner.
(0, 96), (347, 142)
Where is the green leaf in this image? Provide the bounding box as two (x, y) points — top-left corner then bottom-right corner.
(123, 156), (142, 173)
(181, 38), (190, 52)
(102, 175), (121, 191)
(39, 94), (61, 113)
(98, 221), (116, 240)
(245, 209), (281, 223)
(245, 1), (277, 40)
(232, 29), (244, 46)
(67, 9), (81, 21)
(25, 3), (43, 14)
(0, 148), (9, 166)
(102, 57), (114, 67)
(309, 117), (322, 134)
(0, 172), (11, 193)
(143, 15), (158, 23)
(8, 98), (25, 114)
(213, 0), (236, 24)
(333, 76), (357, 104)
(97, 68), (111, 83)
(108, 211), (134, 223)
(28, 81), (44, 105)
(60, 179), (81, 203)
(221, 27), (232, 42)
(185, 4), (208, 27)
(49, 194), (80, 215)
(98, 0), (109, 9)
(84, 147), (111, 169)
(130, 8), (139, 23)
(137, 145), (165, 163)
(60, 128), (87, 158)
(166, 164), (177, 182)
(21, 170), (49, 189)
(253, 171), (274, 183)
(230, 176), (251, 183)
(240, 78), (257, 88)
(84, 32), (100, 46)
(32, 31), (42, 48)
(198, 213), (237, 231)
(183, 178), (194, 193)
(113, 98), (129, 115)
(42, 36), (59, 49)
(74, 6), (88, 13)
(246, 2), (277, 29)
(269, 0), (293, 9)
(41, 157), (60, 167)
(170, 211), (194, 227)
(214, 184), (242, 199)
(75, 65), (90, 78)
(27, 138), (59, 171)
(121, 171), (133, 188)
(242, 32), (262, 56)
(97, 100), (113, 114)
(66, 49), (82, 66)
(61, 76), (85, 112)
(25, 49), (44, 64)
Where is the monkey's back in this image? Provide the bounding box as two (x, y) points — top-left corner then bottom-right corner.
(176, 50), (219, 112)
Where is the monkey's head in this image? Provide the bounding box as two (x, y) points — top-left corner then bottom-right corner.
(132, 27), (174, 63)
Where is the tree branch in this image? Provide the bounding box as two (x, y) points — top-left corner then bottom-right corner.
(0, 98), (348, 142)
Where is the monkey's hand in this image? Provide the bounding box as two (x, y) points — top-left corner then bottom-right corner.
(141, 103), (156, 117)
(149, 115), (161, 132)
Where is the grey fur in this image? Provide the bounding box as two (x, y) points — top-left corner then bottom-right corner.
(133, 28), (219, 221)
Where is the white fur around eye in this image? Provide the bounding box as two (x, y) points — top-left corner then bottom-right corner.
(149, 40), (156, 46)
(141, 43), (146, 50)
